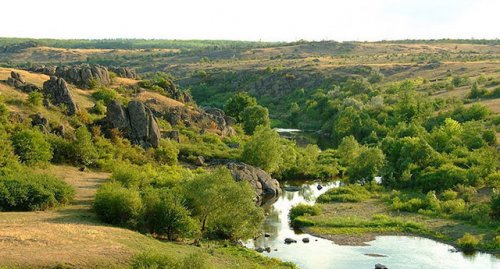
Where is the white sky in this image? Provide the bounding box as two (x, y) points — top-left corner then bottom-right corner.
(1, 0), (499, 41)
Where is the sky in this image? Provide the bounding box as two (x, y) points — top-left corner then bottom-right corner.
(1, 0), (498, 41)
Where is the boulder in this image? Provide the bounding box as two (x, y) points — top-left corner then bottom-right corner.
(284, 238), (297, 244)
(42, 76), (78, 115)
(109, 67), (138, 79)
(55, 65), (111, 88)
(302, 238), (310, 243)
(6, 71), (41, 93)
(30, 113), (49, 133)
(375, 264), (388, 269)
(105, 100), (161, 148)
(223, 162), (281, 204)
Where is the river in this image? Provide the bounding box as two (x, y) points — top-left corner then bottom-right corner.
(245, 181), (500, 269)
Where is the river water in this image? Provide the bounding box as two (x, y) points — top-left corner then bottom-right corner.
(246, 181), (500, 269)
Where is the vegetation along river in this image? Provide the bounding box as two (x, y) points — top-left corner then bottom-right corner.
(246, 181), (500, 269)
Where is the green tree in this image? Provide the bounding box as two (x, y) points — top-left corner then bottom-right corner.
(223, 92), (257, 121)
(142, 188), (198, 240)
(183, 168), (264, 240)
(93, 182), (142, 227)
(241, 105), (270, 135)
(11, 129), (52, 166)
(241, 126), (283, 173)
(347, 147), (385, 183)
(337, 135), (361, 168)
(72, 126), (98, 166)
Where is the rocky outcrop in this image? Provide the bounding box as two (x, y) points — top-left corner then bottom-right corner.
(221, 162), (281, 204)
(6, 71), (40, 93)
(29, 65), (57, 76)
(157, 106), (235, 137)
(109, 67), (138, 79)
(42, 76), (78, 115)
(106, 100), (161, 148)
(55, 65), (111, 88)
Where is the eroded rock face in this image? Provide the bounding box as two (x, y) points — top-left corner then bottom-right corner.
(223, 162), (281, 204)
(42, 76), (78, 115)
(6, 71), (40, 93)
(157, 106), (235, 137)
(109, 67), (138, 79)
(29, 65), (57, 76)
(55, 65), (111, 88)
(105, 100), (161, 148)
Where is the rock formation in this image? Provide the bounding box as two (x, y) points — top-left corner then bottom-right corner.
(6, 71), (40, 93)
(106, 100), (161, 148)
(42, 76), (78, 115)
(220, 161), (281, 204)
(55, 65), (111, 88)
(109, 67), (138, 79)
(30, 113), (49, 133)
(29, 65), (57, 76)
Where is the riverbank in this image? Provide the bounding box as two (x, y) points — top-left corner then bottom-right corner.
(296, 198), (500, 255)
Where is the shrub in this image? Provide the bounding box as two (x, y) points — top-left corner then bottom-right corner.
(241, 126), (283, 174)
(241, 105), (270, 135)
(289, 204), (321, 227)
(154, 140), (179, 165)
(93, 182), (142, 227)
(142, 188), (198, 240)
(317, 185), (371, 203)
(183, 168), (264, 240)
(91, 88), (118, 104)
(27, 91), (43, 107)
(11, 129), (52, 165)
(0, 171), (74, 211)
(441, 189), (458, 201)
(441, 199), (466, 215)
(491, 191), (500, 220)
(72, 126), (98, 166)
(89, 100), (106, 115)
(456, 233), (482, 253)
(391, 197), (426, 212)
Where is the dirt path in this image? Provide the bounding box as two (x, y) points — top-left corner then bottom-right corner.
(0, 166), (145, 268)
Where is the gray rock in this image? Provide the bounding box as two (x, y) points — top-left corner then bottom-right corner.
(105, 100), (161, 148)
(255, 247), (265, 253)
(302, 238), (310, 243)
(284, 238), (297, 244)
(264, 233), (271, 237)
(375, 264), (388, 269)
(6, 71), (40, 93)
(52, 125), (65, 137)
(109, 67), (138, 79)
(30, 113), (49, 133)
(55, 65), (111, 89)
(224, 162), (281, 204)
(42, 76), (78, 115)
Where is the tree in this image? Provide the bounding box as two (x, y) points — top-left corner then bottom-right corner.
(337, 135), (361, 168)
(142, 188), (198, 240)
(223, 92), (257, 121)
(72, 126), (98, 166)
(183, 168), (264, 240)
(11, 129), (52, 166)
(347, 147), (385, 184)
(93, 182), (142, 227)
(241, 105), (270, 135)
(241, 126), (283, 173)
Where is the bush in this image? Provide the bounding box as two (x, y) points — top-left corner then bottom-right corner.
(241, 126), (283, 174)
(391, 197), (426, 212)
(27, 91), (43, 107)
(456, 233), (482, 253)
(142, 188), (198, 240)
(289, 204), (321, 227)
(241, 105), (270, 135)
(93, 182), (142, 227)
(154, 140), (179, 165)
(91, 88), (118, 104)
(11, 129), (52, 165)
(317, 185), (371, 203)
(441, 189), (458, 201)
(441, 199), (466, 215)
(491, 191), (500, 220)
(89, 100), (106, 115)
(72, 126), (98, 166)
(0, 171), (74, 211)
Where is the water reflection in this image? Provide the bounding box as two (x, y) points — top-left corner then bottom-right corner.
(246, 180), (500, 269)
